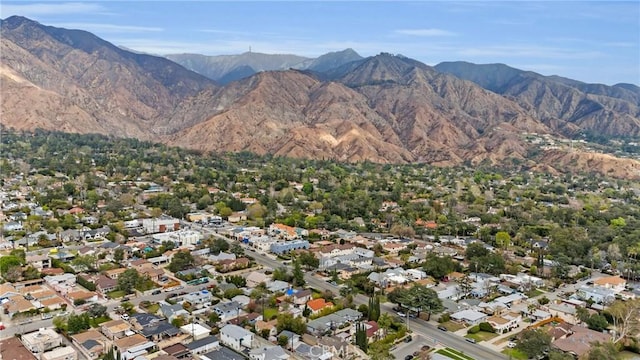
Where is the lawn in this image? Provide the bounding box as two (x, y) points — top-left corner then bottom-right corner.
(89, 315), (111, 328)
(263, 307), (279, 320)
(107, 290), (126, 299)
(145, 303), (160, 314)
(435, 348), (475, 360)
(465, 331), (498, 342)
(441, 321), (465, 332)
(502, 349), (528, 360)
(528, 289), (544, 297)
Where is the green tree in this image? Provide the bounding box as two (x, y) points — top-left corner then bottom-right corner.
(355, 322), (368, 352)
(113, 248), (124, 262)
(298, 251), (319, 270)
(117, 269), (141, 294)
(87, 303), (107, 318)
(586, 314), (609, 332)
(277, 334), (289, 347)
(422, 254), (460, 279)
(516, 329), (552, 359)
(584, 341), (620, 360)
(0, 255), (22, 278)
(167, 251), (195, 273)
(495, 231), (511, 248)
(292, 260), (305, 287)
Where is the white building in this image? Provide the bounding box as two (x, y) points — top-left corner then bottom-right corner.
(220, 324), (253, 352)
(152, 229), (203, 247)
(42, 346), (78, 360)
(22, 328), (63, 354)
(142, 217), (180, 233)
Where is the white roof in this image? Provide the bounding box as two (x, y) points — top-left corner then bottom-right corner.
(451, 309), (487, 321)
(181, 323), (210, 337)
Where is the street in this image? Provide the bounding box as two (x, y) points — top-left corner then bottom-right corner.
(200, 226), (508, 360)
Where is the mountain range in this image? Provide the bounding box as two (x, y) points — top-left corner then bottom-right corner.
(1, 16), (639, 179)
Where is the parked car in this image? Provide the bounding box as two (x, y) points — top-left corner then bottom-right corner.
(397, 312), (406, 317)
(437, 325), (448, 331)
(465, 338), (476, 344)
(507, 342), (517, 348)
(0, 322), (5, 330)
(404, 336), (412, 343)
(151, 290), (162, 295)
(121, 314), (130, 321)
(404, 356), (413, 360)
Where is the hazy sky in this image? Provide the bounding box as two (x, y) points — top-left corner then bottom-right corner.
(1, 1), (639, 85)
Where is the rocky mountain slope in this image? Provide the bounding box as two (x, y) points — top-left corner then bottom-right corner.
(166, 48), (362, 84)
(435, 61), (640, 138)
(0, 16), (218, 138)
(1, 17), (639, 179)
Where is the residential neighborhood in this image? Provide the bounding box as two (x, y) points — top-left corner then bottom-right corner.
(0, 132), (639, 360)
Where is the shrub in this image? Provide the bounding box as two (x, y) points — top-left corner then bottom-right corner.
(438, 313), (451, 323)
(468, 325), (480, 334)
(479, 322), (495, 333)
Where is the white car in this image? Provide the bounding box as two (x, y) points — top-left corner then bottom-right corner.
(507, 342), (517, 348)
(121, 314), (130, 321)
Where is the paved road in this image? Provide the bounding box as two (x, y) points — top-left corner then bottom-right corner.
(198, 225), (508, 360)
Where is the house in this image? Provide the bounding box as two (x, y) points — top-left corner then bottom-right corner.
(593, 276), (626, 293)
(104, 268), (127, 280)
(249, 345), (289, 360)
(160, 303), (189, 321)
(255, 319), (278, 338)
(94, 275), (118, 294)
(246, 271), (270, 288)
(183, 289), (213, 308)
(26, 254), (52, 270)
(220, 324), (254, 351)
(113, 334), (155, 360)
(186, 335), (219, 355)
(162, 343), (190, 360)
(0, 283), (20, 300)
(67, 290), (98, 304)
(4, 294), (36, 317)
(216, 258), (250, 272)
(71, 330), (108, 359)
(270, 240), (310, 255)
(0, 337), (37, 360)
(292, 289), (312, 306)
(200, 347), (245, 360)
(451, 309), (488, 326)
(365, 320), (382, 341)
(213, 301), (243, 321)
(180, 323), (211, 341)
(486, 312), (521, 334)
(553, 325), (612, 357)
(100, 319), (131, 340)
(577, 286), (616, 304)
(21, 328), (63, 354)
(232, 295), (251, 308)
(268, 280), (290, 293)
(307, 298), (334, 315)
(41, 346), (78, 360)
(306, 309), (363, 335)
(139, 320), (181, 342)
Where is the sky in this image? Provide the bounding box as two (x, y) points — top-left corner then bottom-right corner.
(1, 1), (639, 85)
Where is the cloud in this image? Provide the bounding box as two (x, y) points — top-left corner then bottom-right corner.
(0, 2), (108, 18)
(49, 23), (163, 33)
(395, 29), (457, 37)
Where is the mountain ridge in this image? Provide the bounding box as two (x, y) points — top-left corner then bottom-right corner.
(1, 16), (639, 179)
